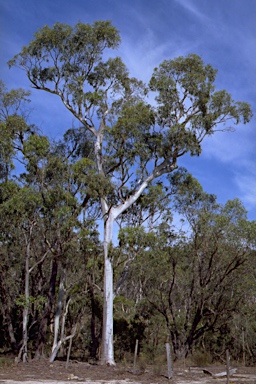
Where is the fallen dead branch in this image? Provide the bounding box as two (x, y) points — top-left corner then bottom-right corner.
(203, 368), (237, 378)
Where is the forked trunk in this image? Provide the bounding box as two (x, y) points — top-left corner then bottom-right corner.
(51, 269), (65, 354)
(99, 175), (158, 365)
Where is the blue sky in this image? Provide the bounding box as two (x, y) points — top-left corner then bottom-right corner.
(1, 0), (256, 221)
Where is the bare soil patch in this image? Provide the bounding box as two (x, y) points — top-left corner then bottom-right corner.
(0, 359), (255, 384)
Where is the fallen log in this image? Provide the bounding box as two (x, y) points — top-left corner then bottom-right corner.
(203, 368), (237, 378)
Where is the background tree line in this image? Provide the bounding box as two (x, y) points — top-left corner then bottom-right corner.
(0, 20), (255, 365)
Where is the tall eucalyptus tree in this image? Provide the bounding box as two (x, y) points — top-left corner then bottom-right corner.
(9, 21), (252, 364)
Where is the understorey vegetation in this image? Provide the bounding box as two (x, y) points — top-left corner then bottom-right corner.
(0, 21), (255, 366)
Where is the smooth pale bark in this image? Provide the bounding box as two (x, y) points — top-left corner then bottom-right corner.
(49, 324), (77, 363)
(51, 270), (65, 354)
(101, 214), (115, 364)
(60, 298), (71, 348)
(49, 297), (71, 362)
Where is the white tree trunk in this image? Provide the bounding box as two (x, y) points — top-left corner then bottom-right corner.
(49, 298), (71, 362)
(101, 213), (115, 365)
(52, 270), (65, 354)
(49, 324), (77, 363)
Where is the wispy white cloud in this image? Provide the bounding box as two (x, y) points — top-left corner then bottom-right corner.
(234, 167), (256, 209)
(201, 124), (256, 213)
(119, 29), (198, 82)
(174, 0), (209, 23)
(174, 0), (256, 77)
(202, 124), (256, 165)
(119, 30), (166, 80)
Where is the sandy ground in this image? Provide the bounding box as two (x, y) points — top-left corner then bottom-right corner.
(2, 376), (256, 384)
(0, 359), (255, 384)
(0, 380), (147, 384)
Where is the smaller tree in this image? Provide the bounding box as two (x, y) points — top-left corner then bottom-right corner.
(127, 177), (255, 359)
(0, 80), (33, 181)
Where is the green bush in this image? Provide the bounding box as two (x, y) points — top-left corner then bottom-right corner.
(191, 350), (212, 366)
(0, 356), (13, 367)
